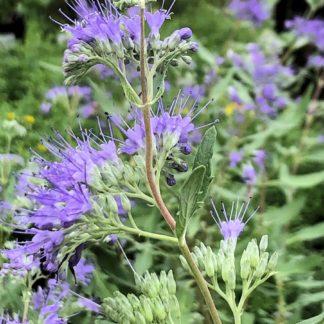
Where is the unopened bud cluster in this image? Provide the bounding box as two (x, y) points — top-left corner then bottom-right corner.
(102, 271), (180, 323)
(181, 235), (278, 293)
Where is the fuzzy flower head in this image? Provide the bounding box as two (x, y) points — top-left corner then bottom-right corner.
(210, 199), (258, 241)
(228, 0), (270, 26)
(111, 94), (216, 156)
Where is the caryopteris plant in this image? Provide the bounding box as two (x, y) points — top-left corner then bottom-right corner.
(0, 1), (278, 323)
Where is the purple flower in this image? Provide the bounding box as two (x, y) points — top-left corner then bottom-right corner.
(145, 10), (169, 36)
(40, 102), (52, 114)
(183, 85), (205, 102)
(228, 0), (270, 26)
(177, 27), (193, 40)
(253, 150), (266, 168)
(111, 95), (215, 155)
(286, 17), (324, 51)
(32, 279), (69, 324)
(243, 164), (257, 185)
(210, 199), (258, 241)
(308, 54), (324, 68)
(229, 151), (243, 168)
(73, 258), (95, 285)
(2, 128), (119, 273)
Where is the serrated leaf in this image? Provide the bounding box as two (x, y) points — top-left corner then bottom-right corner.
(193, 126), (217, 202)
(176, 166), (206, 238)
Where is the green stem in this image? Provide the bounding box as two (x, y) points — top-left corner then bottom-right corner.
(179, 237), (222, 324)
(120, 225), (178, 244)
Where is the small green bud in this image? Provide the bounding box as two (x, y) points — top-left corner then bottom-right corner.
(182, 55), (192, 65)
(119, 193), (132, 212)
(217, 249), (225, 266)
(199, 242), (208, 255)
(240, 259), (251, 280)
(204, 248), (216, 278)
(179, 255), (189, 270)
(227, 269), (236, 290)
(139, 296), (154, 322)
(248, 240), (260, 268)
(151, 297), (167, 320)
(221, 261), (229, 282)
(2, 120), (27, 138)
(259, 235), (268, 253)
(255, 252), (269, 278)
(212, 253), (218, 274)
(268, 252), (278, 271)
(167, 270), (177, 295)
(128, 294), (141, 310)
(134, 311), (146, 324)
(106, 194), (119, 214)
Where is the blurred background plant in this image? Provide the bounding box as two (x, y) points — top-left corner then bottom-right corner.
(0, 0), (323, 323)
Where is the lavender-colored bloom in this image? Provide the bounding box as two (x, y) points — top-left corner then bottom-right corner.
(228, 0), (270, 26)
(40, 102), (52, 114)
(32, 279), (69, 324)
(73, 258), (95, 285)
(210, 199), (258, 240)
(111, 95), (216, 155)
(253, 150), (266, 168)
(243, 164), (257, 185)
(286, 17), (324, 51)
(228, 86), (243, 105)
(183, 85), (205, 102)
(3, 128), (119, 273)
(145, 10), (169, 36)
(229, 151), (243, 168)
(177, 27), (193, 40)
(317, 135), (324, 144)
(308, 54), (324, 68)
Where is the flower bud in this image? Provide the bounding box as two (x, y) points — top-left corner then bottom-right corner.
(128, 294), (141, 310)
(179, 255), (189, 270)
(106, 194), (119, 214)
(247, 240), (260, 268)
(134, 311), (146, 324)
(259, 235), (268, 253)
(119, 193), (132, 212)
(240, 258), (250, 280)
(139, 296), (154, 322)
(255, 252), (269, 278)
(151, 298), (167, 320)
(227, 269), (236, 290)
(182, 55), (192, 65)
(268, 252), (278, 271)
(167, 270), (177, 295)
(177, 27), (193, 40)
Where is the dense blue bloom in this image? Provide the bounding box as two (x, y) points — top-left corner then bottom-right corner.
(226, 44), (293, 118)
(2, 129), (119, 273)
(286, 17), (324, 51)
(228, 0), (270, 26)
(210, 199), (258, 240)
(111, 95), (216, 155)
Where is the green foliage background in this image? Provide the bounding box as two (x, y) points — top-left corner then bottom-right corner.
(0, 0), (324, 323)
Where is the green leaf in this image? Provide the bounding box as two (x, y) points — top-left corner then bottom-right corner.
(134, 243), (154, 276)
(297, 312), (324, 324)
(279, 164), (324, 189)
(193, 126), (217, 202)
(287, 222), (324, 244)
(176, 166), (206, 238)
(306, 0), (324, 11)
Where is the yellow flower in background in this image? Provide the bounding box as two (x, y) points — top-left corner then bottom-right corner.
(23, 115), (35, 125)
(6, 112), (16, 120)
(37, 143), (47, 152)
(224, 102), (237, 116)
